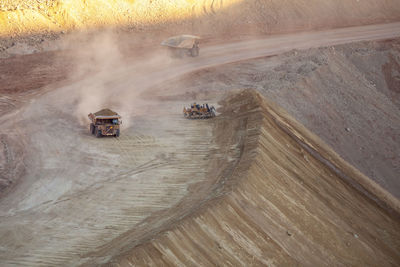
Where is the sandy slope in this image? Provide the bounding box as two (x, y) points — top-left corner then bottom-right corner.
(110, 90), (400, 266)
(153, 36), (400, 198)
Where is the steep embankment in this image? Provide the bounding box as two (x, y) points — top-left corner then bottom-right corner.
(1, 0), (400, 37)
(153, 37), (400, 198)
(110, 90), (400, 266)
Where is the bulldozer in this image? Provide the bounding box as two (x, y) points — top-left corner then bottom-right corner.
(88, 109), (121, 137)
(183, 103), (216, 119)
(161, 35), (200, 57)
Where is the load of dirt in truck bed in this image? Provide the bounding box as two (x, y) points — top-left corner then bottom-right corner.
(93, 108), (118, 116)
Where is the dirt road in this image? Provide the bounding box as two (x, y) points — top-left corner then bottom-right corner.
(196, 22), (400, 67)
(1, 23), (399, 266)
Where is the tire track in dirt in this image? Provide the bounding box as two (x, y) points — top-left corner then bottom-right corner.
(0, 92), (221, 266)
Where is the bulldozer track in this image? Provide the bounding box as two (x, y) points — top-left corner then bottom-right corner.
(185, 115), (216, 120)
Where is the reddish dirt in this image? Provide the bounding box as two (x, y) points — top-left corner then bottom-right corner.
(0, 51), (73, 95)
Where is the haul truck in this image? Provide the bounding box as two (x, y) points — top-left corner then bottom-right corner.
(88, 109), (121, 137)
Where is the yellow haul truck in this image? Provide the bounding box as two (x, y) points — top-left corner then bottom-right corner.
(88, 109), (121, 137)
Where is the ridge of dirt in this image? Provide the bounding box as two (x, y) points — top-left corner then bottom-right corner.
(153, 38), (400, 198)
(109, 89), (400, 266)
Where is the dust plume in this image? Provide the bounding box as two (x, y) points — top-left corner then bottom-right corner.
(61, 29), (176, 128)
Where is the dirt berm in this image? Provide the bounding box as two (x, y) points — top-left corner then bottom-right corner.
(106, 90), (400, 266)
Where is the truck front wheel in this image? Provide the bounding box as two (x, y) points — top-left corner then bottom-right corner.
(190, 46), (199, 57)
(95, 127), (102, 138)
(90, 123), (95, 135)
(115, 129), (120, 137)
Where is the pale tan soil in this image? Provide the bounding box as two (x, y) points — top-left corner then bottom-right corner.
(0, 23), (400, 266)
(109, 90), (400, 266)
(0, 97), (224, 266)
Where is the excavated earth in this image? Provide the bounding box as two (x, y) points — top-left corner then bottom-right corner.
(0, 88), (225, 265)
(1, 35), (400, 266)
(1, 2), (400, 264)
(109, 90), (400, 266)
(152, 38), (400, 199)
(1, 84), (399, 266)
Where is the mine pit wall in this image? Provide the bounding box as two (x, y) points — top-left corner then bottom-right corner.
(111, 90), (400, 266)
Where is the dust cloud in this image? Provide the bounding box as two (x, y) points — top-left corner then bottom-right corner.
(60, 29), (175, 128)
